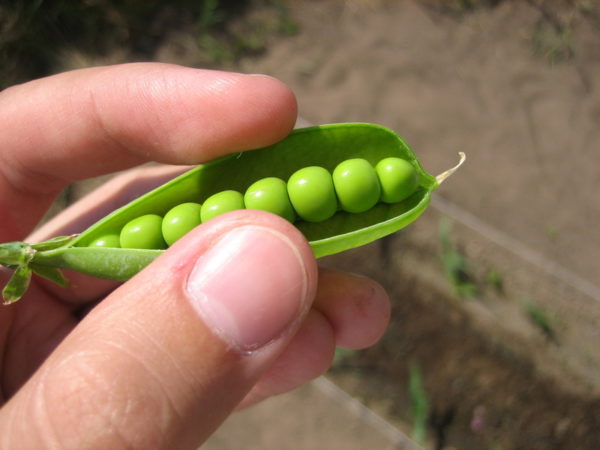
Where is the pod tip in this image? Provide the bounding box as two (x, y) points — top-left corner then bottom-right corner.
(436, 152), (466, 185)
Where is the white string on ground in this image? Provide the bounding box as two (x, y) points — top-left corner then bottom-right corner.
(431, 195), (600, 303)
(313, 377), (423, 450)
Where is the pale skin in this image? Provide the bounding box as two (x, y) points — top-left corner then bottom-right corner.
(0, 64), (391, 449)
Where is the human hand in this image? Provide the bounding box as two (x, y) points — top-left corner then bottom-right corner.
(0, 64), (390, 448)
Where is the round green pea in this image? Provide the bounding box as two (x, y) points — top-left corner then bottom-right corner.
(162, 202), (202, 246)
(332, 158), (381, 213)
(120, 214), (167, 249)
(89, 233), (121, 248)
(200, 190), (245, 223)
(287, 166), (337, 222)
(375, 157), (418, 204)
(244, 177), (296, 222)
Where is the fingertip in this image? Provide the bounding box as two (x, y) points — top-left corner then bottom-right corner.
(280, 309), (336, 381)
(211, 72), (298, 156)
(315, 270), (391, 350)
(236, 73), (298, 148)
(239, 309), (336, 408)
(88, 65), (298, 164)
(348, 276), (391, 348)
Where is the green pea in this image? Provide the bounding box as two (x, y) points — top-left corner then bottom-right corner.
(200, 190), (245, 223)
(332, 158), (381, 213)
(244, 177), (296, 222)
(120, 214), (167, 249)
(375, 157), (418, 204)
(89, 233), (121, 248)
(162, 202), (202, 246)
(287, 166), (337, 222)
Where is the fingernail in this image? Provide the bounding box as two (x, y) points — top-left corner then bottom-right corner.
(186, 226), (309, 353)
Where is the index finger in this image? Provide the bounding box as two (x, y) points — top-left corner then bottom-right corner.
(0, 63), (297, 240)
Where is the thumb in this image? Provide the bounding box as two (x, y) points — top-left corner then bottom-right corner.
(0, 211), (317, 449)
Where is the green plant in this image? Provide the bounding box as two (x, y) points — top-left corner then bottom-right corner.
(527, 0), (586, 65)
(523, 300), (557, 342)
(198, 0), (225, 29)
(409, 362), (429, 446)
(0, 123), (464, 303)
(439, 218), (478, 299)
(485, 268), (504, 293)
(270, 0), (298, 35)
(532, 21), (575, 64)
(426, 0), (503, 16)
(331, 347), (356, 367)
(194, 0), (300, 65)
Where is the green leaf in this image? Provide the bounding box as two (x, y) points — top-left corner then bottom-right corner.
(409, 362), (429, 445)
(3, 265), (32, 305)
(30, 264), (69, 287)
(31, 235), (77, 251)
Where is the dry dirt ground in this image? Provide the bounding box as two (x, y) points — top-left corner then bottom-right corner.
(228, 1), (600, 449)
(50, 1), (600, 448)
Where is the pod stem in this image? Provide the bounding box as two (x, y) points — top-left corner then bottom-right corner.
(435, 152), (466, 186)
(0, 236), (77, 304)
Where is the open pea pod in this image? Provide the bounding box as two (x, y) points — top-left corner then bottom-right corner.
(0, 123), (463, 304)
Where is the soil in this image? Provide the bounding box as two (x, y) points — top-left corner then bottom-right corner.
(48, 1), (600, 448)
(230, 1), (600, 449)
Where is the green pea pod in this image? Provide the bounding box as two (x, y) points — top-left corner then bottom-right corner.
(0, 123), (464, 303)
